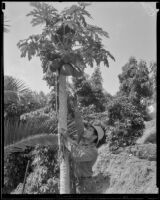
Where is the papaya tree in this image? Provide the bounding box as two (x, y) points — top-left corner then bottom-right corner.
(17, 2), (115, 193)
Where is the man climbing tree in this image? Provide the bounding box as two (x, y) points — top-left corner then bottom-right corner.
(17, 2), (114, 194)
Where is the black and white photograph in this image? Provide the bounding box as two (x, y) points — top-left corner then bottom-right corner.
(2, 1), (157, 196)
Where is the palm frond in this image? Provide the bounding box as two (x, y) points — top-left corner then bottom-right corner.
(4, 120), (33, 146)
(4, 90), (20, 104)
(4, 76), (30, 94)
(4, 134), (58, 155)
(4, 76), (31, 105)
(4, 111), (81, 155)
(4, 114), (57, 147)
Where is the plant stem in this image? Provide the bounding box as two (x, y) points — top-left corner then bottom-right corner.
(22, 160), (30, 194)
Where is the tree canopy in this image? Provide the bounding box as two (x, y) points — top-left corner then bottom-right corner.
(17, 2), (115, 83)
(117, 57), (153, 118)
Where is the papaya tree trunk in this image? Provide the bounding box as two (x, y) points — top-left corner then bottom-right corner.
(58, 73), (70, 194)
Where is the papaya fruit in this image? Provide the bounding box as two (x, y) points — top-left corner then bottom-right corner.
(63, 55), (71, 64)
(49, 59), (62, 72)
(60, 64), (74, 76)
(60, 63), (83, 77)
(72, 67), (83, 77)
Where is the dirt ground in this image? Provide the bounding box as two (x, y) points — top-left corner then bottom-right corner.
(92, 143), (157, 194)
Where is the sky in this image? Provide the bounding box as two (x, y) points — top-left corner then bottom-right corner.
(3, 2), (157, 95)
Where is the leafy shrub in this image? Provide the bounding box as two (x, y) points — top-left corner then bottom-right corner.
(3, 147), (33, 194)
(4, 103), (29, 119)
(81, 104), (96, 116)
(117, 58), (153, 120)
(107, 122), (143, 152)
(4, 95), (46, 121)
(23, 145), (59, 194)
(4, 145), (59, 194)
(106, 96), (145, 151)
(20, 106), (55, 121)
(20, 107), (57, 132)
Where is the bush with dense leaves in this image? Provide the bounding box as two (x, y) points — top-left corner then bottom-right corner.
(106, 96), (145, 151)
(3, 147), (33, 194)
(21, 145), (59, 194)
(4, 145), (59, 194)
(20, 107), (57, 134)
(20, 106), (56, 122)
(117, 57), (153, 120)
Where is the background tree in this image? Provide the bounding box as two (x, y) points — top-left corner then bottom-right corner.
(106, 96), (144, 151)
(90, 66), (105, 112)
(72, 74), (95, 107)
(39, 91), (47, 105)
(4, 75), (56, 147)
(90, 66), (103, 90)
(72, 67), (106, 112)
(103, 90), (113, 109)
(17, 2), (114, 193)
(4, 75), (31, 120)
(149, 62), (157, 102)
(4, 75), (48, 121)
(118, 57), (153, 119)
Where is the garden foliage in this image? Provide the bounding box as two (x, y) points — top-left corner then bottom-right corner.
(118, 57), (153, 119)
(3, 147), (33, 194)
(106, 96), (145, 151)
(11, 145), (59, 194)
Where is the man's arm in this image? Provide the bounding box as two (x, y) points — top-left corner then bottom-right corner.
(71, 144), (98, 162)
(61, 129), (98, 162)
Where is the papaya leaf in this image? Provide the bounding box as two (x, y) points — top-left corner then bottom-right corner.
(87, 24), (109, 38)
(104, 58), (109, 68)
(106, 51), (115, 61)
(27, 2), (58, 26)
